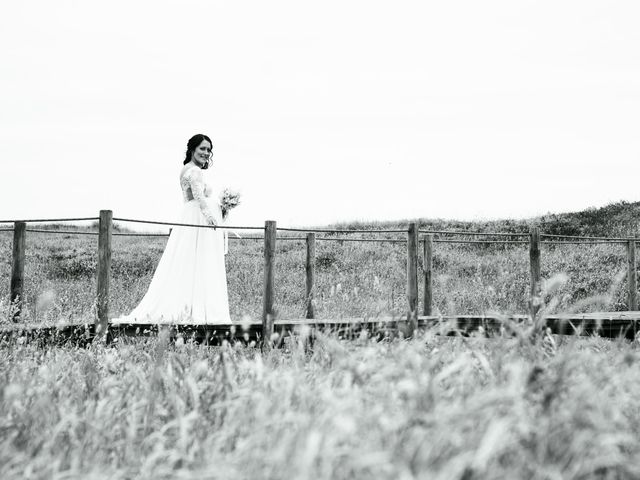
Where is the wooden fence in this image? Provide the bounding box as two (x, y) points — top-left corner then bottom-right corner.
(2, 211), (639, 344)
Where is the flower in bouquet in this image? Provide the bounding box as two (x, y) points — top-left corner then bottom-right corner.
(220, 189), (241, 219)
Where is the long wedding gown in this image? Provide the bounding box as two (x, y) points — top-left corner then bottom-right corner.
(114, 163), (231, 324)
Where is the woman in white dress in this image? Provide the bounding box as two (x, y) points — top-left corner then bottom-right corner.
(116, 134), (231, 325)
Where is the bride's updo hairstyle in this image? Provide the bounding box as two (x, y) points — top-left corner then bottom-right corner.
(184, 133), (213, 169)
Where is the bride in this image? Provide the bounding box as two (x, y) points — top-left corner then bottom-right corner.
(115, 134), (231, 325)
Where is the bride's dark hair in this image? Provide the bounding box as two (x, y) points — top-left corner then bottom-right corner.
(184, 134), (213, 169)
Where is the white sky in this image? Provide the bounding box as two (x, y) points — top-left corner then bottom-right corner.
(1, 0), (639, 230)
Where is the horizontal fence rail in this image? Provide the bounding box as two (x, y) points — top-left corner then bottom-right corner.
(2, 211), (639, 344)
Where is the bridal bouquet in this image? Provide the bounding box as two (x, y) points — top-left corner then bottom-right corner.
(220, 189), (241, 219)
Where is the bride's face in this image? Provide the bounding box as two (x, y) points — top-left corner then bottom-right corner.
(191, 140), (212, 167)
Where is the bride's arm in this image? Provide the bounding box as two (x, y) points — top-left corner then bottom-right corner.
(186, 168), (217, 225)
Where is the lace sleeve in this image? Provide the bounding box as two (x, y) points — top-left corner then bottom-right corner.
(186, 168), (216, 225)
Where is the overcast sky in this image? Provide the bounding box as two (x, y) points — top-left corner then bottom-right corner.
(1, 0), (639, 230)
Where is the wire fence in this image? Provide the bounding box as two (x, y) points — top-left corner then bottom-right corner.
(3, 212), (640, 333)
(0, 214), (638, 244)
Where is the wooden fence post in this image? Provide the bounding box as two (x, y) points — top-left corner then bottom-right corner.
(305, 232), (316, 319)
(262, 220), (277, 347)
(10, 222), (26, 322)
(628, 239), (638, 310)
(423, 234), (433, 316)
(407, 222), (419, 319)
(529, 226), (541, 318)
(96, 210), (112, 339)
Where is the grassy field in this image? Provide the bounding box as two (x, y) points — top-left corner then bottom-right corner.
(0, 216), (638, 479)
(2, 328), (640, 479)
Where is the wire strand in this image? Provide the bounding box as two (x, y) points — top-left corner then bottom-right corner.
(275, 226), (407, 233)
(113, 232), (170, 237)
(230, 237), (528, 244)
(113, 217), (263, 230)
(229, 236), (405, 243)
(25, 229), (173, 237)
(542, 240), (628, 245)
(0, 217), (99, 224)
(541, 233), (631, 241)
(433, 239), (529, 244)
(317, 237), (406, 243)
(421, 230), (529, 237)
(26, 229), (98, 236)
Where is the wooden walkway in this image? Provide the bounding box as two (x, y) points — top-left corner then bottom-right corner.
(2, 312), (640, 346)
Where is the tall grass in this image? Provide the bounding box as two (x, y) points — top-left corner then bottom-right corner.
(2, 330), (640, 479)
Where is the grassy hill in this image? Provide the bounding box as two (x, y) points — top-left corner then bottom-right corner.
(324, 200), (640, 238)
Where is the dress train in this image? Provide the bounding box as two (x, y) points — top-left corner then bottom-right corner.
(113, 197), (231, 325)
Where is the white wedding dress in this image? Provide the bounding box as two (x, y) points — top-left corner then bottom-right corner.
(114, 163), (231, 325)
